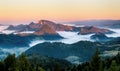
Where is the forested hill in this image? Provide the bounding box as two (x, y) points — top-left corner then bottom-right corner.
(25, 37), (120, 63)
(0, 50), (119, 71)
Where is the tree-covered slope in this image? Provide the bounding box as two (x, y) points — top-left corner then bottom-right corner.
(25, 37), (120, 63)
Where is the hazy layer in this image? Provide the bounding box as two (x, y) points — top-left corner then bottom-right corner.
(0, 25), (120, 59)
(106, 28), (120, 37)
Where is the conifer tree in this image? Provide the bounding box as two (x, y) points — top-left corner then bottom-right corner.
(90, 48), (102, 71)
(4, 54), (17, 71)
(0, 61), (5, 71)
(108, 60), (119, 71)
(18, 53), (31, 71)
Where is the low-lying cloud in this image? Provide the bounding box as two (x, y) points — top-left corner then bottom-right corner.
(0, 47), (30, 59)
(0, 25), (120, 59)
(106, 28), (120, 37)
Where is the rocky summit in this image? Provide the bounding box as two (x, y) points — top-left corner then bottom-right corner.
(78, 26), (114, 35)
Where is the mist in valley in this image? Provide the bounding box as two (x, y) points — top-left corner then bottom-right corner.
(0, 24), (120, 60)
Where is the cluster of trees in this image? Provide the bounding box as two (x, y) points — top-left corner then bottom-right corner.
(71, 49), (120, 71)
(0, 54), (45, 71)
(0, 49), (120, 71)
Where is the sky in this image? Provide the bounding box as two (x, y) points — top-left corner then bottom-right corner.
(0, 0), (120, 25)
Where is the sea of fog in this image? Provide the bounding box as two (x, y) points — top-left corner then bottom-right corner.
(28, 31), (94, 47)
(0, 47), (30, 59)
(29, 28), (120, 46)
(106, 28), (120, 37)
(0, 25), (120, 59)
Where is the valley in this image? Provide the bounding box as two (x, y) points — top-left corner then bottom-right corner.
(0, 20), (120, 64)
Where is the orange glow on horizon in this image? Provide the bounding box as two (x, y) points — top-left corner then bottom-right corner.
(0, 0), (120, 24)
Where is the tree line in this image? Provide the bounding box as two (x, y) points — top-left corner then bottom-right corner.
(0, 49), (120, 71)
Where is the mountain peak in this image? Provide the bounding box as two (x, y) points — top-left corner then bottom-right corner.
(37, 20), (56, 25)
(90, 32), (110, 41)
(34, 24), (57, 35)
(6, 25), (14, 30)
(29, 22), (35, 25)
(79, 26), (113, 35)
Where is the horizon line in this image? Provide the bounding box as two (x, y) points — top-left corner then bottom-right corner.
(0, 19), (120, 25)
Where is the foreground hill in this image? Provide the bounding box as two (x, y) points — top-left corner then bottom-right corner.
(0, 53), (72, 71)
(25, 41), (97, 63)
(0, 50), (120, 71)
(25, 37), (120, 63)
(27, 54), (72, 70)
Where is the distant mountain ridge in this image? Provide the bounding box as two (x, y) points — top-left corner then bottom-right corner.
(6, 19), (114, 35)
(6, 20), (74, 32)
(69, 20), (120, 29)
(78, 26), (114, 35)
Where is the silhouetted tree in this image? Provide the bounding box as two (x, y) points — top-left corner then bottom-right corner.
(0, 61), (5, 71)
(18, 53), (31, 71)
(4, 54), (17, 71)
(54, 63), (62, 71)
(108, 60), (119, 71)
(90, 48), (102, 71)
